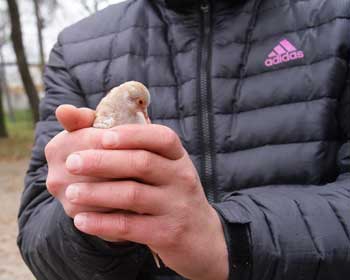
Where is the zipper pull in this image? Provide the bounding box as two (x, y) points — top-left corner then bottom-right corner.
(200, 1), (209, 13)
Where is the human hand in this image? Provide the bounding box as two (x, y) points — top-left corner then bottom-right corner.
(64, 124), (229, 280)
(45, 105), (112, 218)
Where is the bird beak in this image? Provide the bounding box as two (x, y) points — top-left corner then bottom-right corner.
(143, 109), (151, 124)
(137, 110), (151, 124)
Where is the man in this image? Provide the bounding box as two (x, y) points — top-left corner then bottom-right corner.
(18, 0), (350, 279)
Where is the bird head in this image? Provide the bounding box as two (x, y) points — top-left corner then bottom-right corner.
(124, 81), (151, 123)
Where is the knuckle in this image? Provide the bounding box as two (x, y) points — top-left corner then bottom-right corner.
(85, 129), (101, 150)
(63, 203), (77, 218)
(88, 150), (104, 171)
(79, 185), (93, 203)
(125, 185), (140, 207)
(115, 214), (129, 236)
(46, 175), (61, 196)
(133, 151), (152, 174)
(91, 216), (104, 236)
(179, 169), (198, 191)
(160, 127), (179, 148)
(45, 132), (66, 160)
(44, 140), (57, 160)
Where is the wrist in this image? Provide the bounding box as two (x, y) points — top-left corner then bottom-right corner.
(199, 207), (229, 280)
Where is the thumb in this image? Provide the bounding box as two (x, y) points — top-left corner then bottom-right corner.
(56, 104), (96, 132)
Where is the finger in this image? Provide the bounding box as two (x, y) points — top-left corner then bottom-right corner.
(102, 124), (184, 160)
(46, 127), (105, 160)
(65, 181), (166, 214)
(56, 104), (96, 132)
(74, 212), (160, 245)
(66, 149), (174, 185)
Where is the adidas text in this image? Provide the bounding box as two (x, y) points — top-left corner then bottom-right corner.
(265, 51), (304, 67)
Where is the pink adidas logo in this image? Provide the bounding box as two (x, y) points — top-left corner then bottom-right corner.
(264, 39), (304, 67)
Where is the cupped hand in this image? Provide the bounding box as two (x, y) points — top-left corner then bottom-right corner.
(63, 124), (229, 280)
(45, 105), (111, 218)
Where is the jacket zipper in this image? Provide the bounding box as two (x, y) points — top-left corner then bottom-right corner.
(198, 1), (215, 203)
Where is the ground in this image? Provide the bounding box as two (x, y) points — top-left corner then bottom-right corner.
(0, 158), (35, 280)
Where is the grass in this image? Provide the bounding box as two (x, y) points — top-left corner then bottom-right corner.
(0, 110), (35, 160)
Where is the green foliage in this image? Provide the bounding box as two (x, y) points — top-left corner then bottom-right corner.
(0, 109), (34, 160)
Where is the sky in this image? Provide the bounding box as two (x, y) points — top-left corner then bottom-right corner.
(2, 0), (125, 64)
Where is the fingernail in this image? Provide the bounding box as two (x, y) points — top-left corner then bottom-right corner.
(66, 154), (82, 172)
(66, 184), (80, 201)
(75, 214), (87, 228)
(103, 131), (119, 147)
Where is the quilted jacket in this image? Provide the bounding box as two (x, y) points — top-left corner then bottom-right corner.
(18, 0), (350, 279)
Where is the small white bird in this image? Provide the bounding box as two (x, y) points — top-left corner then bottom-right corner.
(93, 81), (161, 268)
(93, 81), (151, 128)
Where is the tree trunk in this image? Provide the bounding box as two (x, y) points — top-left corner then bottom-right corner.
(0, 75), (8, 138)
(33, 0), (45, 77)
(6, 0), (40, 123)
(0, 46), (15, 122)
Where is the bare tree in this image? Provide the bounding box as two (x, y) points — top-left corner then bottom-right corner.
(0, 73), (7, 138)
(0, 6), (11, 136)
(6, 0), (40, 123)
(0, 9), (15, 122)
(0, 45), (14, 123)
(33, 0), (45, 77)
(33, 0), (58, 77)
(79, 0), (109, 14)
(0, 42), (8, 138)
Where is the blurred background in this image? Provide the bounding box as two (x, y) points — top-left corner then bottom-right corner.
(0, 0), (123, 279)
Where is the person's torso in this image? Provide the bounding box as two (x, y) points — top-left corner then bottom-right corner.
(57, 0), (350, 277)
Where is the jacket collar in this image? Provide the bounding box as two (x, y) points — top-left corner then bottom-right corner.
(163, 0), (200, 11)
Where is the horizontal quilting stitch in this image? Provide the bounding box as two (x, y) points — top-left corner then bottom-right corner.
(84, 77), (195, 96)
(214, 96), (337, 116)
(215, 16), (350, 48)
(253, 16), (350, 44)
(62, 25), (165, 46)
(258, 0), (308, 14)
(213, 39), (245, 48)
(180, 140), (338, 156)
(260, 0), (350, 19)
(260, 0), (349, 16)
(70, 52), (171, 69)
(69, 47), (196, 69)
(148, 84), (177, 88)
(216, 140), (338, 155)
(151, 75), (196, 87)
(151, 114), (195, 121)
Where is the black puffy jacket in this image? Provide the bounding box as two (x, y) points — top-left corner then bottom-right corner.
(18, 0), (350, 279)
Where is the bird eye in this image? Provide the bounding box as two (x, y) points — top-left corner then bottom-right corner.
(138, 100), (144, 105)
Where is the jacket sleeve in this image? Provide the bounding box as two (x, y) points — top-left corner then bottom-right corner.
(17, 37), (151, 280)
(213, 74), (350, 280)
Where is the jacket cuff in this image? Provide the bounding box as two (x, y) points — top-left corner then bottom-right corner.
(212, 203), (252, 280)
